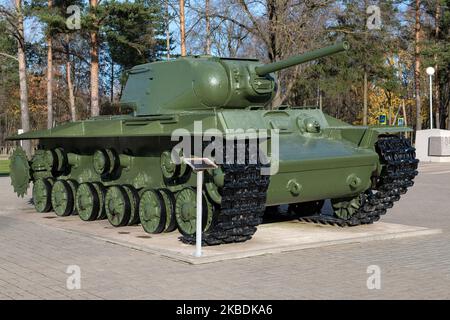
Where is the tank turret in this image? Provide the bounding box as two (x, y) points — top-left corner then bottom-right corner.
(120, 42), (349, 116)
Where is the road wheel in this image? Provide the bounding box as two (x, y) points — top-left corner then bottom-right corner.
(175, 188), (211, 237)
(51, 180), (74, 216)
(76, 182), (100, 221)
(32, 178), (52, 213)
(105, 185), (131, 227)
(158, 188), (177, 232)
(91, 182), (107, 220)
(123, 185), (140, 225)
(139, 189), (166, 234)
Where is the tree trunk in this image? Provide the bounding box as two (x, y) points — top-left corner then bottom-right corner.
(447, 89), (450, 130)
(119, 81), (125, 101)
(205, 0), (211, 54)
(267, 0), (279, 109)
(271, 78), (282, 107)
(66, 35), (76, 122)
(267, 0), (277, 62)
(46, 38), (53, 128)
(319, 90), (322, 110)
(414, 0), (422, 131)
(363, 71), (368, 125)
(363, 0), (369, 126)
(180, 0), (186, 56)
(166, 0), (170, 59)
(16, 0), (31, 156)
(0, 64), (5, 145)
(90, 0), (100, 117)
(46, 0), (53, 129)
(110, 61), (114, 103)
(388, 93), (393, 125)
(435, 63), (440, 129)
(67, 60), (76, 121)
(402, 99), (408, 126)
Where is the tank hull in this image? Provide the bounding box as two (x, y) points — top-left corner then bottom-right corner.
(6, 43), (419, 246)
(7, 107), (417, 245)
(9, 108), (391, 206)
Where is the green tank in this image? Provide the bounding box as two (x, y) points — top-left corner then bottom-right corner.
(7, 42), (419, 245)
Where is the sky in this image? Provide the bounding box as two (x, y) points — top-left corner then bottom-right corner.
(0, 1), (437, 59)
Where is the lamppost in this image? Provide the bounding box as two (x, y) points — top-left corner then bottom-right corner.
(426, 67), (435, 129)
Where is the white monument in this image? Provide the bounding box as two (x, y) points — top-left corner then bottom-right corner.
(415, 129), (450, 163)
(414, 67), (450, 163)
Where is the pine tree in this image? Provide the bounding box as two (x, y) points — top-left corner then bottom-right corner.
(104, 0), (168, 69)
(29, 0), (84, 123)
(0, 18), (20, 146)
(291, 0), (405, 125)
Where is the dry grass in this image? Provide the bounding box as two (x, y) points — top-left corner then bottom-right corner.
(0, 160), (10, 176)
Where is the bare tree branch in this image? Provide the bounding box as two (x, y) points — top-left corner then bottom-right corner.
(0, 52), (18, 61)
(237, 0), (271, 48)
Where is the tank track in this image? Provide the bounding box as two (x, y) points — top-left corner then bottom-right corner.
(298, 135), (419, 226)
(180, 144), (270, 246)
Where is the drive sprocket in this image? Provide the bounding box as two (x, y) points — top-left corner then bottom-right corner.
(9, 146), (31, 197)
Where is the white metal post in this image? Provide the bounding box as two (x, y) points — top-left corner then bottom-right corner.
(429, 74), (433, 129)
(195, 170), (203, 257)
(183, 157), (216, 258)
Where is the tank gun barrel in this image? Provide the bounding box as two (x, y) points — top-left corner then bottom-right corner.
(255, 42), (349, 76)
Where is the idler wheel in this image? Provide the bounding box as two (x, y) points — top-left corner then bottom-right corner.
(158, 188), (177, 232)
(105, 185), (131, 227)
(51, 180), (74, 216)
(76, 182), (100, 221)
(175, 188), (212, 237)
(91, 182), (107, 219)
(32, 178), (53, 213)
(139, 189), (166, 234)
(123, 185), (140, 225)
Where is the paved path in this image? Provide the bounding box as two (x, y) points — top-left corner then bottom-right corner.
(0, 163), (449, 299)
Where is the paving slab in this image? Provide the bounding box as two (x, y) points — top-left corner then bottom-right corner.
(0, 164), (449, 299)
(3, 202), (441, 264)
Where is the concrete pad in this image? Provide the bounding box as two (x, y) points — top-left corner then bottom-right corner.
(418, 162), (450, 175)
(3, 202), (442, 265)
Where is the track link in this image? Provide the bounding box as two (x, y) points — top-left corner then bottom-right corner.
(180, 141), (270, 245)
(298, 135), (419, 226)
